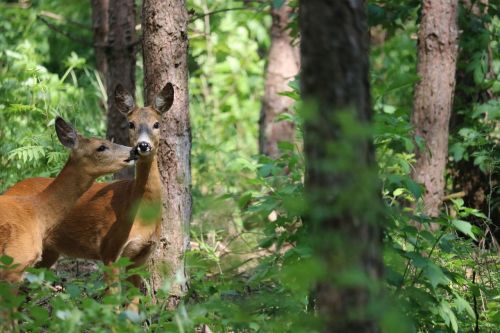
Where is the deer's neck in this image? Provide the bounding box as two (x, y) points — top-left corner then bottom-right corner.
(37, 158), (95, 232)
(132, 154), (161, 201)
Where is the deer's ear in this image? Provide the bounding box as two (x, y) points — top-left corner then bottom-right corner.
(55, 117), (78, 149)
(154, 82), (174, 114)
(115, 84), (136, 115)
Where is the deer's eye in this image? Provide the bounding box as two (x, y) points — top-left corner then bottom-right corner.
(153, 122), (160, 129)
(97, 145), (108, 152)
(129, 122), (135, 129)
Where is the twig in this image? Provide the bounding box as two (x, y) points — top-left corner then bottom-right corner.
(472, 270), (480, 333)
(442, 191), (466, 201)
(38, 15), (141, 52)
(39, 10), (90, 29)
(189, 7), (261, 22)
(93, 38), (142, 50)
(411, 230), (446, 286)
(37, 15), (92, 46)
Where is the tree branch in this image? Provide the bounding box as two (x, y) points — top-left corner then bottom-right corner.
(39, 10), (90, 29)
(37, 15), (141, 51)
(442, 191), (466, 201)
(37, 15), (92, 46)
(189, 6), (261, 22)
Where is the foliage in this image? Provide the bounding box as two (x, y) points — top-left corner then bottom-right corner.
(0, 1), (106, 192)
(0, 0), (498, 332)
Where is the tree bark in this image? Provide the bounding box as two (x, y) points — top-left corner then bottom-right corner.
(142, 0), (191, 306)
(91, 0), (109, 81)
(411, 0), (459, 222)
(259, 1), (300, 158)
(105, 0), (136, 179)
(300, 1), (382, 332)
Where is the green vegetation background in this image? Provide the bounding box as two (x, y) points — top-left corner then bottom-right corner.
(0, 0), (498, 332)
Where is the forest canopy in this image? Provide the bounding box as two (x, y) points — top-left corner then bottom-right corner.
(0, 0), (498, 332)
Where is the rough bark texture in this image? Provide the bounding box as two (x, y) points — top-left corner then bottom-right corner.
(142, 0), (191, 304)
(106, 0), (136, 179)
(91, 0), (109, 80)
(411, 0), (459, 220)
(259, 1), (300, 158)
(300, 1), (382, 332)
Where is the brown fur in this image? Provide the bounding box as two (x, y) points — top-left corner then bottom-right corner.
(4, 83), (174, 298)
(0, 118), (134, 282)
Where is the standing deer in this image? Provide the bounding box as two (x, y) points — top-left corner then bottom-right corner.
(0, 117), (136, 282)
(5, 83), (174, 308)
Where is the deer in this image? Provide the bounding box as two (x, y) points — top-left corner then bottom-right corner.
(4, 83), (174, 309)
(0, 117), (136, 283)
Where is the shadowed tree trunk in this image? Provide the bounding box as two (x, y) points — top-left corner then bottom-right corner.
(91, 0), (109, 81)
(411, 0), (459, 223)
(142, 0), (191, 307)
(91, 0), (136, 179)
(259, 1), (300, 158)
(300, 1), (382, 332)
(105, 0), (136, 179)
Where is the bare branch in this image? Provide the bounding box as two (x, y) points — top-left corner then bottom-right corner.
(37, 15), (92, 46)
(39, 10), (90, 29)
(188, 6), (262, 22)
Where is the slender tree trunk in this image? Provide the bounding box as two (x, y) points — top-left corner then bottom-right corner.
(91, 0), (109, 81)
(259, 1), (299, 158)
(411, 0), (459, 222)
(300, 1), (382, 332)
(105, 0), (136, 179)
(142, 0), (191, 306)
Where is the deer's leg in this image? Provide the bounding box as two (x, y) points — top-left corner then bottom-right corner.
(35, 247), (60, 268)
(124, 240), (157, 312)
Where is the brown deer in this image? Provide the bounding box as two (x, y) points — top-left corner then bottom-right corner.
(0, 117), (136, 282)
(5, 83), (174, 305)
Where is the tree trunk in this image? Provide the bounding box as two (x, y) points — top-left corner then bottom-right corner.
(300, 1), (382, 332)
(259, 1), (300, 158)
(142, 0), (191, 306)
(91, 0), (109, 81)
(105, 0), (136, 179)
(411, 0), (459, 222)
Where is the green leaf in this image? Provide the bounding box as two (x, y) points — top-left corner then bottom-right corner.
(238, 192), (252, 210)
(438, 301), (458, 333)
(451, 219), (477, 240)
(414, 135), (426, 152)
(423, 263), (450, 288)
(454, 295), (475, 319)
(402, 178), (424, 199)
(449, 143), (465, 162)
(392, 188), (404, 197)
(405, 251), (430, 268)
(382, 104), (396, 114)
(0, 255), (14, 265)
(30, 306), (49, 324)
(272, 0), (285, 9)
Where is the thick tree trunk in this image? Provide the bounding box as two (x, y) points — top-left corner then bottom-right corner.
(142, 0), (191, 306)
(411, 0), (459, 221)
(105, 0), (136, 179)
(259, 1), (300, 158)
(91, 0), (109, 81)
(300, 1), (382, 332)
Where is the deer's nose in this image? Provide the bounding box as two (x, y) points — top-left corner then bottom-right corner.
(137, 142), (152, 153)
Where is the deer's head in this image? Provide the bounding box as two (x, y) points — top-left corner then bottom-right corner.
(55, 117), (137, 177)
(114, 82), (174, 158)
